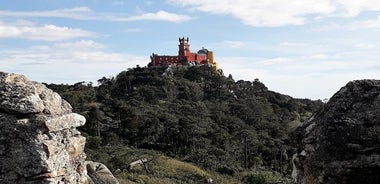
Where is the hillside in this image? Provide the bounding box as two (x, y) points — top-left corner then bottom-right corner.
(46, 65), (324, 182)
(86, 145), (296, 184)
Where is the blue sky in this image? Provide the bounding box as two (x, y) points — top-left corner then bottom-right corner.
(1, 0), (380, 99)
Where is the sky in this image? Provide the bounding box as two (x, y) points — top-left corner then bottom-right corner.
(1, 0), (380, 100)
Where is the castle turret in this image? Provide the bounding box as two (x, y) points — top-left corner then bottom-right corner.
(178, 37), (191, 61)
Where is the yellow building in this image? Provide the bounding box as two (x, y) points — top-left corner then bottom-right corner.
(197, 48), (218, 71)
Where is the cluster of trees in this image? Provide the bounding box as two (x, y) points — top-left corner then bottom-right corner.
(46, 65), (323, 175)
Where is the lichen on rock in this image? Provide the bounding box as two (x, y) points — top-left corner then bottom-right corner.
(0, 72), (87, 183)
(293, 79), (380, 184)
(85, 161), (120, 184)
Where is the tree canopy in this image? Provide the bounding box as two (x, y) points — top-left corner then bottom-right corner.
(46, 65), (323, 175)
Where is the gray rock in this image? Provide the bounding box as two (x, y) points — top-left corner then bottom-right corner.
(0, 72), (88, 183)
(293, 80), (380, 184)
(85, 161), (120, 184)
(0, 72), (72, 115)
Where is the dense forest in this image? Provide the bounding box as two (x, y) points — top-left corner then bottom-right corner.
(46, 65), (323, 182)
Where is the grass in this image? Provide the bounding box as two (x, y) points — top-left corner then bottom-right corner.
(86, 145), (240, 184)
(241, 170), (293, 184)
(86, 144), (293, 183)
(115, 155), (240, 183)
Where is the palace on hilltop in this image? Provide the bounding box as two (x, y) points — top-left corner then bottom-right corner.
(149, 37), (218, 69)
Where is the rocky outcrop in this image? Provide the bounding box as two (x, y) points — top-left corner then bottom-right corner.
(293, 80), (380, 184)
(85, 161), (119, 184)
(0, 72), (88, 183)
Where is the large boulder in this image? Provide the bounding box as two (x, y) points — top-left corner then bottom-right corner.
(0, 72), (87, 183)
(85, 161), (120, 184)
(292, 80), (380, 184)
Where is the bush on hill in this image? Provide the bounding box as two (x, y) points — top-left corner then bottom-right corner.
(46, 65), (323, 178)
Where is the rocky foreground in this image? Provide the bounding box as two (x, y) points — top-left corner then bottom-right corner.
(0, 72), (118, 184)
(1, 71), (379, 184)
(293, 80), (380, 184)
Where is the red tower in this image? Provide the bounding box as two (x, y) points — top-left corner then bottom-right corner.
(178, 37), (190, 61)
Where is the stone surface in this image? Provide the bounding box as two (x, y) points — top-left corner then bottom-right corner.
(0, 72), (88, 183)
(292, 80), (380, 184)
(85, 161), (120, 184)
(0, 72), (72, 115)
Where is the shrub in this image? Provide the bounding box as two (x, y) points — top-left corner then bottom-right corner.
(87, 136), (102, 149)
(243, 171), (292, 184)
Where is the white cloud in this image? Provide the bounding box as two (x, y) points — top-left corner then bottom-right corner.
(0, 7), (93, 20)
(53, 40), (106, 50)
(279, 42), (308, 47)
(217, 44), (380, 99)
(169, 0), (380, 27)
(0, 41), (147, 84)
(309, 22), (342, 32)
(124, 28), (143, 32)
(113, 10), (191, 23)
(0, 22), (94, 41)
(222, 40), (245, 49)
(169, 0), (335, 26)
(311, 16), (380, 32)
(334, 0), (380, 17)
(0, 7), (191, 23)
(256, 57), (294, 65)
(354, 43), (376, 49)
(350, 15), (380, 29)
(309, 54), (329, 60)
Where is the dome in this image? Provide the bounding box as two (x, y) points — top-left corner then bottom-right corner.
(197, 47), (208, 54)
